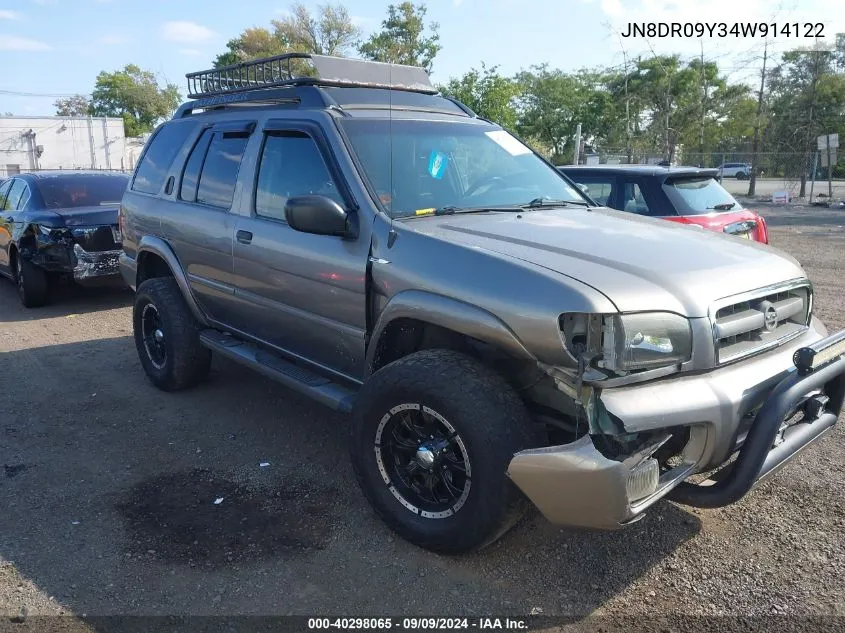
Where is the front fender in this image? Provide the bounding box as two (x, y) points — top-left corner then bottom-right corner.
(135, 235), (209, 327)
(366, 289), (536, 376)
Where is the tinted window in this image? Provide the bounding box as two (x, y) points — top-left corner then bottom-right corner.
(37, 174), (129, 209)
(132, 123), (195, 195)
(662, 177), (742, 215)
(255, 133), (343, 221)
(0, 180), (12, 209)
(5, 179), (26, 210)
(16, 183), (31, 209)
(180, 129), (213, 202)
(195, 133), (248, 208)
(620, 181), (651, 215)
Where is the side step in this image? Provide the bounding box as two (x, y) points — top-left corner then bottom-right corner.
(199, 329), (357, 413)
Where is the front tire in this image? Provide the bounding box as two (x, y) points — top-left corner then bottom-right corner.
(15, 254), (49, 308)
(133, 277), (211, 391)
(736, 172), (747, 180)
(350, 349), (543, 554)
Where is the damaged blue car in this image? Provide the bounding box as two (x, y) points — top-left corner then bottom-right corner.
(0, 170), (130, 307)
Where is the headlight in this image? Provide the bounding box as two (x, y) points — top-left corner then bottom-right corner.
(601, 312), (692, 372)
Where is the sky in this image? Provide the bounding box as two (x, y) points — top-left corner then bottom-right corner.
(1, 0), (843, 116)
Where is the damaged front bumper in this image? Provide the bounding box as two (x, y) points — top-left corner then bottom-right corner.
(507, 322), (845, 529)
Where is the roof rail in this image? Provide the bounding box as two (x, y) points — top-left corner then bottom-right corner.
(186, 53), (437, 99)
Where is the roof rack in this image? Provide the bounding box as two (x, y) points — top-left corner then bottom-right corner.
(186, 53), (437, 99)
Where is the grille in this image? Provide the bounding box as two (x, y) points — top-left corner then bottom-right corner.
(71, 226), (120, 252)
(712, 284), (811, 364)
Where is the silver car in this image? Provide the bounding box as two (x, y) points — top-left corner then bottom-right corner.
(118, 54), (845, 554)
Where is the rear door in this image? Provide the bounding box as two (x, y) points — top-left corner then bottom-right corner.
(230, 119), (370, 379)
(161, 121), (255, 327)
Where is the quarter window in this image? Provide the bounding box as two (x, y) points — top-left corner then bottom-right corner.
(5, 179), (26, 210)
(132, 122), (196, 195)
(255, 132), (343, 221)
(180, 129), (213, 202)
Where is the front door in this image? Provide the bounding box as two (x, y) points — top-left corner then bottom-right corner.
(231, 121), (369, 379)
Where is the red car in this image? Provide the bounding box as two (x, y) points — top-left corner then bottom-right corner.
(558, 165), (768, 244)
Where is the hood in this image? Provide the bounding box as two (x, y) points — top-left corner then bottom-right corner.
(44, 205), (120, 227)
(406, 207), (806, 317)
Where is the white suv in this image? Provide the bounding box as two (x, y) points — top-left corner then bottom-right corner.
(718, 162), (752, 179)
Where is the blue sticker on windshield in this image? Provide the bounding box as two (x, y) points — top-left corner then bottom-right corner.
(428, 151), (448, 180)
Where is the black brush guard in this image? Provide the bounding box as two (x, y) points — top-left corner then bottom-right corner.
(668, 330), (845, 508)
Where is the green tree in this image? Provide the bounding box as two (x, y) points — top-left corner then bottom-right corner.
(767, 44), (845, 192)
(273, 3), (360, 55)
(439, 64), (520, 129)
(359, 2), (440, 72)
(214, 3), (360, 67)
(54, 94), (92, 117)
(514, 65), (604, 163)
(90, 65), (181, 137)
(215, 27), (289, 67)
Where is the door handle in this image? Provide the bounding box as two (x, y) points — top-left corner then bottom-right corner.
(236, 230), (253, 244)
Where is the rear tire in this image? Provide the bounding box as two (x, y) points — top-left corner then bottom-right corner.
(15, 253), (49, 308)
(736, 172), (747, 180)
(350, 349), (543, 554)
(133, 277), (211, 391)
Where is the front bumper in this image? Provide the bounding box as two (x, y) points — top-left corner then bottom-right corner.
(507, 324), (845, 529)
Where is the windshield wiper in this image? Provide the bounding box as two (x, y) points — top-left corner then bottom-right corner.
(430, 205), (522, 216)
(523, 197), (590, 208)
(708, 202), (736, 211)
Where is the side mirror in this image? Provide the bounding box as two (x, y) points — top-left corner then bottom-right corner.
(284, 195), (349, 237)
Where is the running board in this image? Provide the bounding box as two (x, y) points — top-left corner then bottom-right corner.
(199, 329), (357, 413)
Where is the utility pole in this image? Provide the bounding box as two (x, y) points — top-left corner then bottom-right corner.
(618, 35), (633, 164)
(748, 40), (768, 197)
(87, 115), (97, 170)
(573, 123), (582, 165)
(699, 40), (707, 166)
(800, 48), (823, 198)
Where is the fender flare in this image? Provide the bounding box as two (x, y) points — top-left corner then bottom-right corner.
(365, 289), (536, 376)
(136, 235), (209, 327)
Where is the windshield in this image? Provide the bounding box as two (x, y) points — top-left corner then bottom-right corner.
(36, 174), (129, 209)
(662, 176), (742, 215)
(340, 119), (588, 218)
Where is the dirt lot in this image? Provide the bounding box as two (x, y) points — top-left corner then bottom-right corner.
(1, 205), (844, 628)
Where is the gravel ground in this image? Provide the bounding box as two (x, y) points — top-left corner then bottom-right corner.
(1, 204), (844, 630)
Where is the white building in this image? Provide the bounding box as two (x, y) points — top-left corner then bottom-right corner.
(0, 115), (127, 178)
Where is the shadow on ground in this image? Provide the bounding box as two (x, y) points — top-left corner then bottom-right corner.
(0, 277), (132, 323)
(1, 336), (700, 623)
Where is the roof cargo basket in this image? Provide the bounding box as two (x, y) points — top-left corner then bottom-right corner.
(186, 53), (437, 99)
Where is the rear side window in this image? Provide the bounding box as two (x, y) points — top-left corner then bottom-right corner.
(620, 182), (651, 215)
(132, 123), (195, 195)
(180, 130), (214, 202)
(195, 133), (249, 208)
(255, 132), (343, 221)
(4, 179), (25, 210)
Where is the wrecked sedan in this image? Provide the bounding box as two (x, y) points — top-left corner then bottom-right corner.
(120, 53), (845, 554)
(0, 171), (129, 307)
